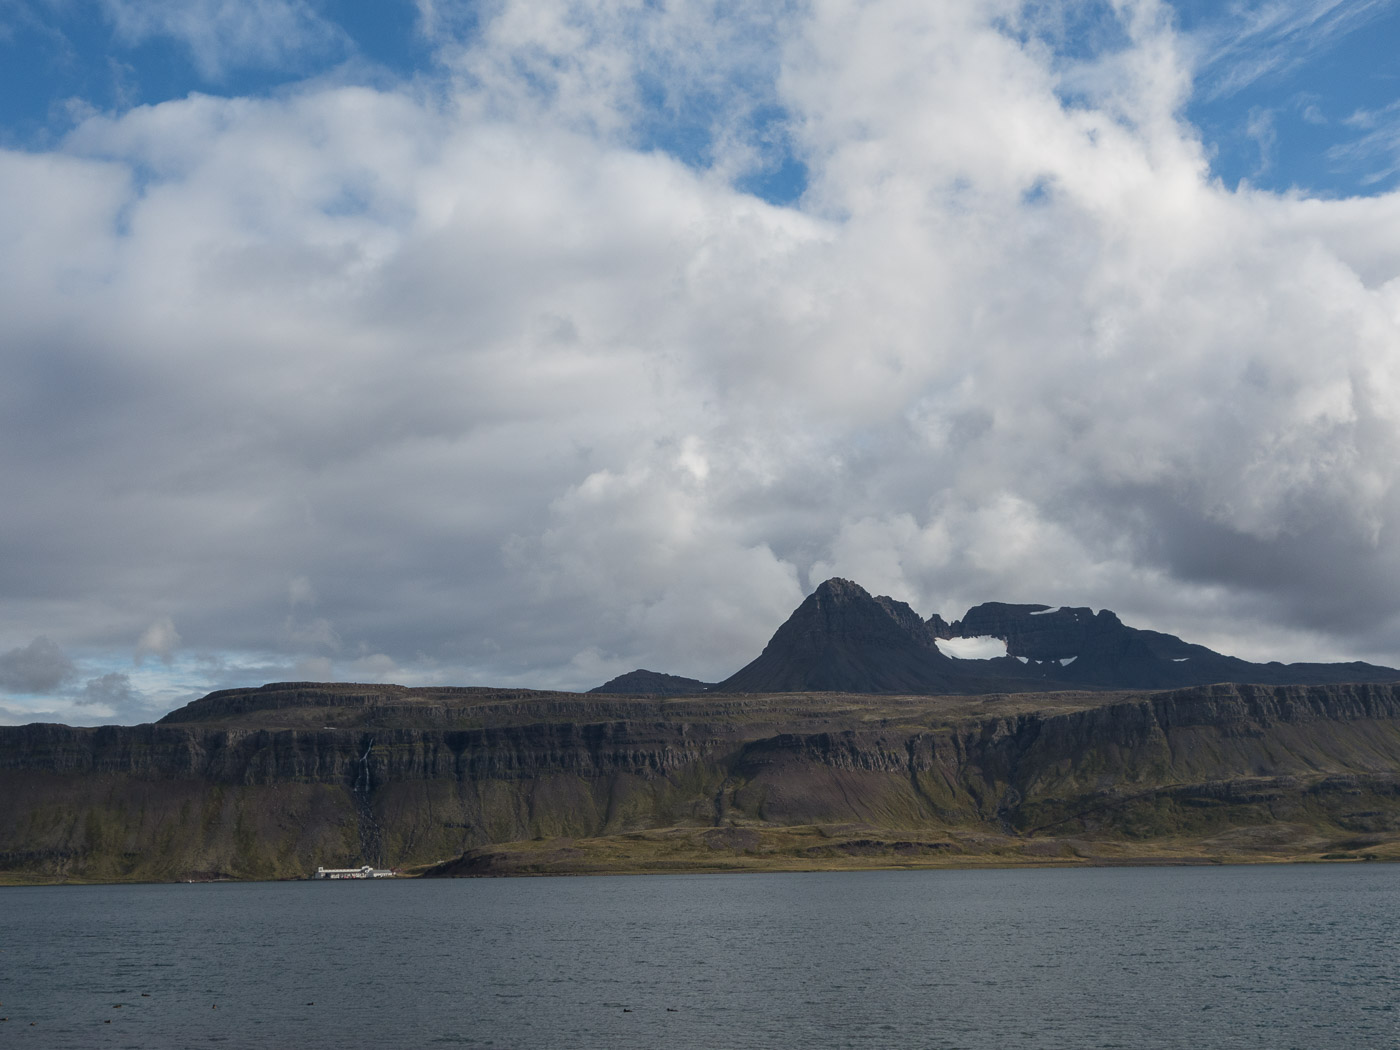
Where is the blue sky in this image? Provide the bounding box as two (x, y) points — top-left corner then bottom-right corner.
(5, 0), (1400, 725)
(1177, 0), (1400, 193)
(5, 1), (1399, 199)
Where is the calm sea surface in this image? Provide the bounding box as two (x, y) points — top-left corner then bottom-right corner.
(0, 864), (1396, 1049)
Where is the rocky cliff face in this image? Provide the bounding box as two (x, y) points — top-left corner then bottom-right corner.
(714, 578), (1040, 693)
(4, 680), (1400, 881)
(707, 579), (1400, 695)
(950, 602), (1400, 689)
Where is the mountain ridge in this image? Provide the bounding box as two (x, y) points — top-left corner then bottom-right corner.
(4, 577), (1400, 884)
(587, 669), (714, 695)
(612, 578), (1400, 696)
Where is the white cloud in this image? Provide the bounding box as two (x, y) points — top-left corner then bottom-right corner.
(1245, 105), (1278, 175)
(1185, 0), (1395, 101)
(99, 0), (347, 80)
(3, 0), (1400, 722)
(1330, 102), (1400, 186)
(135, 618), (181, 665)
(428, 0), (801, 182)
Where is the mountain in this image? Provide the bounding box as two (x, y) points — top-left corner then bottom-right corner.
(4, 680), (1400, 882)
(589, 669), (713, 695)
(3, 580), (1398, 884)
(713, 578), (1037, 693)
(711, 579), (1400, 694)
(951, 602), (1399, 689)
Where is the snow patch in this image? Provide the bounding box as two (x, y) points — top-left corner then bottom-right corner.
(1172, 657), (1189, 662)
(1015, 656), (1029, 664)
(1059, 656), (1077, 666)
(936, 636), (1010, 660)
(1028, 607), (1056, 616)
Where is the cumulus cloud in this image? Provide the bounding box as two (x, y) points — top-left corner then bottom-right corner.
(3, 0), (1400, 721)
(431, 0), (799, 179)
(0, 637), (77, 694)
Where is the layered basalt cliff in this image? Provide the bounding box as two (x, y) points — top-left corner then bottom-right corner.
(4, 680), (1400, 882)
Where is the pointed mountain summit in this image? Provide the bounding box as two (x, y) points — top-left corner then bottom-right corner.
(714, 578), (1031, 693)
(597, 579), (1400, 696)
(704, 579), (1400, 695)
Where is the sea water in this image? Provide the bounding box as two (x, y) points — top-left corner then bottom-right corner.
(1, 864), (1396, 1049)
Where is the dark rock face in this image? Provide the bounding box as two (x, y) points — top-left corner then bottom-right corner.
(714, 579), (991, 693)
(714, 579), (1400, 695)
(952, 602), (1400, 690)
(5, 582), (1400, 883)
(589, 669), (712, 695)
(7, 680), (1400, 881)
(157, 682), (521, 725)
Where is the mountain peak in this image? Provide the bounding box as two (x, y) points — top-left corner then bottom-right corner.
(600, 579), (1400, 695)
(715, 578), (975, 693)
(811, 577), (867, 600)
(716, 579), (1400, 694)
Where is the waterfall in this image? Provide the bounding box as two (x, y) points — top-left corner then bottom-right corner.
(351, 735), (385, 867)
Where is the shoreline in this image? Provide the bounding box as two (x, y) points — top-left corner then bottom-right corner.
(4, 822), (1395, 886)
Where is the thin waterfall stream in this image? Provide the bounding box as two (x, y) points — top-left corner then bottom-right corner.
(352, 735), (385, 867)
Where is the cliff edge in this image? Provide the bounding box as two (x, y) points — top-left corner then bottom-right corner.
(4, 680), (1400, 882)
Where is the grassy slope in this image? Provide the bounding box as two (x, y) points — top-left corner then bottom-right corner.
(5, 685), (1400, 882)
(0, 772), (360, 883)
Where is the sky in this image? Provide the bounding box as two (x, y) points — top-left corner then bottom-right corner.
(4, 0), (1400, 725)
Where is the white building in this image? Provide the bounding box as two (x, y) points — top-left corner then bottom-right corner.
(312, 865), (396, 879)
